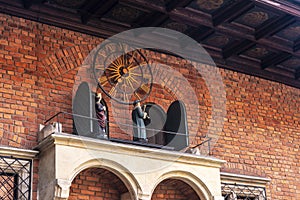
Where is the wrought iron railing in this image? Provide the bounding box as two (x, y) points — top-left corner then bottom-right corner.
(0, 156), (32, 200)
(44, 111), (212, 155)
(221, 182), (267, 200)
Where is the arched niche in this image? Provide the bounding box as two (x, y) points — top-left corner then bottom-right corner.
(151, 179), (200, 200)
(143, 103), (166, 145)
(143, 101), (189, 150)
(69, 167), (130, 200)
(68, 159), (141, 200)
(164, 100), (189, 151)
(73, 82), (109, 138)
(151, 171), (212, 200)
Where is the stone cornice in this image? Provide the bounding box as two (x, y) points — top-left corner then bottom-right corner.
(37, 132), (226, 168)
(221, 172), (271, 186)
(0, 146), (38, 159)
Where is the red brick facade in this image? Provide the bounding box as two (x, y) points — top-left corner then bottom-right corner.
(0, 13), (300, 199)
(151, 179), (199, 200)
(69, 168), (128, 200)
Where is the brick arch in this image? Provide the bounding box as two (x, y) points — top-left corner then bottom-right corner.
(41, 44), (96, 80)
(150, 63), (201, 143)
(152, 179), (200, 200)
(152, 171), (212, 200)
(69, 167), (129, 200)
(222, 163), (267, 177)
(68, 158), (141, 200)
(147, 83), (177, 111)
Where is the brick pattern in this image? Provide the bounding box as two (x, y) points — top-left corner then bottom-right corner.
(1, 13), (300, 199)
(213, 71), (300, 199)
(0, 14), (101, 148)
(68, 168), (128, 200)
(151, 179), (199, 200)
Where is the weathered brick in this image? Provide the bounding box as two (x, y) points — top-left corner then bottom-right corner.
(0, 12), (299, 200)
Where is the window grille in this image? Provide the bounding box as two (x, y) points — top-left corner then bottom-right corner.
(221, 182), (267, 200)
(0, 156), (32, 200)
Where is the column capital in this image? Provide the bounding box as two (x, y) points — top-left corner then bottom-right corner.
(54, 179), (72, 199)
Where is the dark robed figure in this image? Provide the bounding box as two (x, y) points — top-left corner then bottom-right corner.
(132, 101), (148, 142)
(95, 93), (107, 139)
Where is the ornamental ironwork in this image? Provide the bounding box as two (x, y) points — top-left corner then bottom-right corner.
(0, 156), (32, 200)
(221, 182), (267, 200)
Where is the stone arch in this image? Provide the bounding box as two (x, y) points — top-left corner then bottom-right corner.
(151, 170), (212, 200)
(69, 158), (141, 200)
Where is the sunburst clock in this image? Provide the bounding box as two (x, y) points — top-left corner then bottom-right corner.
(92, 41), (153, 104)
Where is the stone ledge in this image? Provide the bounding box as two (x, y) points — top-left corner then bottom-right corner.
(36, 132), (226, 168)
(0, 146), (38, 159)
(221, 172), (271, 186)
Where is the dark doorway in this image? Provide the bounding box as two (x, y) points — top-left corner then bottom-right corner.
(164, 100), (189, 151)
(143, 103), (167, 145)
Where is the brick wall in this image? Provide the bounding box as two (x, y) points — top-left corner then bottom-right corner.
(214, 71), (300, 199)
(69, 168), (128, 200)
(151, 179), (199, 200)
(0, 13), (300, 199)
(69, 171), (200, 200)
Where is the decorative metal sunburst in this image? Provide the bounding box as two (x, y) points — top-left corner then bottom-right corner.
(92, 41), (153, 104)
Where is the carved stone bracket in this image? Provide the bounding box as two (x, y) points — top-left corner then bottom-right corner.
(54, 179), (72, 200)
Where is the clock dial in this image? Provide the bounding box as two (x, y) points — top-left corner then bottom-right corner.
(92, 41), (153, 104)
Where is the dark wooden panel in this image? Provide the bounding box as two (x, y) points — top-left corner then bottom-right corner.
(255, 0), (300, 18)
(212, 0), (253, 26)
(222, 40), (255, 59)
(296, 68), (300, 79)
(165, 0), (193, 12)
(255, 15), (296, 40)
(121, 0), (166, 12)
(261, 52), (292, 69)
(294, 38), (300, 52)
(80, 0), (117, 24)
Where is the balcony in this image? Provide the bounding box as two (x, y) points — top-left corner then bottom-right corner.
(35, 112), (226, 200)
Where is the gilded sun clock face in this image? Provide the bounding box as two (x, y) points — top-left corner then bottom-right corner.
(92, 41), (153, 104)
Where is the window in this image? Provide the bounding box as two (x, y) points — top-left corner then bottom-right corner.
(222, 183), (267, 200)
(221, 172), (269, 200)
(0, 156), (32, 200)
